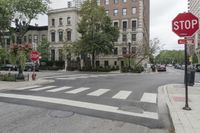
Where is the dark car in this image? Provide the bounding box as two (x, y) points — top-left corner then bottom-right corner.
(24, 62), (39, 72)
(0, 64), (17, 71)
(195, 64), (200, 72)
(157, 65), (166, 72)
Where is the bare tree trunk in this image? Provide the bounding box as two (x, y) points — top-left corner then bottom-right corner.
(92, 52), (95, 69)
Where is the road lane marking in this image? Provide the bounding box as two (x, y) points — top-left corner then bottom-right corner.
(112, 91), (132, 100)
(56, 77), (77, 80)
(65, 87), (90, 94)
(16, 85), (41, 90)
(30, 86), (56, 91)
(46, 86), (72, 92)
(0, 93), (158, 120)
(140, 93), (157, 103)
(44, 74), (89, 79)
(87, 89), (110, 96)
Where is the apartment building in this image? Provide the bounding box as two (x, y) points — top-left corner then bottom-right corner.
(11, 25), (48, 49)
(188, 0), (200, 62)
(47, 0), (150, 68)
(48, 4), (79, 61)
(97, 0), (150, 68)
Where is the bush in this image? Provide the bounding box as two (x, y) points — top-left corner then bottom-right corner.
(39, 61), (65, 70)
(121, 65), (144, 73)
(0, 73), (16, 81)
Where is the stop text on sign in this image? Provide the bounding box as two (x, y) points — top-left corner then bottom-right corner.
(172, 12), (199, 37)
(173, 20), (198, 30)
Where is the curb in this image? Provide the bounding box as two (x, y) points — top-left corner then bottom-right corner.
(0, 79), (55, 91)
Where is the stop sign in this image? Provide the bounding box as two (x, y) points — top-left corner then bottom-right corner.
(172, 12), (199, 37)
(30, 51), (40, 61)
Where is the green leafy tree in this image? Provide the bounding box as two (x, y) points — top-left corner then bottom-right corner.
(37, 39), (50, 62)
(77, 0), (119, 68)
(0, 48), (8, 64)
(0, 0), (49, 79)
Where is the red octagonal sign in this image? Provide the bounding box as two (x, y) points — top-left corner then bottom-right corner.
(172, 12), (199, 37)
(30, 51), (40, 61)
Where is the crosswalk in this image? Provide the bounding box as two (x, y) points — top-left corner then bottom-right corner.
(13, 85), (157, 103)
(43, 73), (126, 80)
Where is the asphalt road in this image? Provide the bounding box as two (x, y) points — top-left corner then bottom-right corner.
(0, 67), (199, 133)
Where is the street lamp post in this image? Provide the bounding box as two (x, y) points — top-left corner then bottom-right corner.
(128, 41), (131, 71)
(14, 18), (28, 80)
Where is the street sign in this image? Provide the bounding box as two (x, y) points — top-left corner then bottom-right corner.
(178, 39), (194, 45)
(172, 12), (199, 37)
(30, 51), (40, 61)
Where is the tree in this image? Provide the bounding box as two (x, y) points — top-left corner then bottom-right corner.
(130, 38), (160, 67)
(0, 48), (8, 64)
(156, 50), (184, 65)
(37, 39), (50, 62)
(0, 0), (49, 79)
(77, 0), (119, 69)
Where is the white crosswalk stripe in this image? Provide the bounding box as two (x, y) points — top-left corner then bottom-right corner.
(112, 91), (132, 100)
(56, 77), (77, 80)
(30, 86), (56, 91)
(140, 93), (157, 103)
(46, 86), (72, 92)
(87, 89), (110, 96)
(65, 87), (90, 94)
(16, 85), (41, 90)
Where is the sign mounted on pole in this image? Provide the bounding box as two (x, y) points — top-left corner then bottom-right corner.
(172, 12), (199, 37)
(172, 12), (199, 111)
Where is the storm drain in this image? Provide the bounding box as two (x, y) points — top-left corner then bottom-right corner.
(48, 110), (74, 118)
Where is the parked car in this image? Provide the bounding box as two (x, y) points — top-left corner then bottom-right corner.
(24, 62), (39, 72)
(174, 64), (182, 69)
(0, 64), (17, 71)
(157, 65), (166, 72)
(195, 64), (200, 72)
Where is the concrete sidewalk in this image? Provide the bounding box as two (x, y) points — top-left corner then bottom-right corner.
(0, 78), (54, 90)
(160, 84), (200, 133)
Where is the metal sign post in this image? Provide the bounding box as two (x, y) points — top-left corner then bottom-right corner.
(183, 44), (191, 110)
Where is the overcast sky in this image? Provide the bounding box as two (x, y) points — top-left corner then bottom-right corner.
(32, 0), (188, 50)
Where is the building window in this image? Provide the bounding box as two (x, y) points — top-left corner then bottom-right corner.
(67, 17), (71, 25)
(122, 21), (127, 31)
(51, 19), (55, 27)
(132, 7), (136, 14)
(59, 49), (63, 61)
(131, 34), (136, 41)
(67, 30), (71, 41)
(105, 0), (109, 5)
(132, 47), (136, 54)
(122, 0), (127, 3)
(104, 60), (109, 67)
(114, 0), (118, 4)
(68, 1), (72, 8)
(122, 34), (127, 42)
(51, 32), (55, 42)
(58, 31), (63, 42)
(114, 9), (118, 16)
(34, 35), (38, 44)
(59, 18), (63, 26)
(28, 35), (32, 43)
(114, 61), (117, 66)
(24, 36), (27, 43)
(132, 20), (137, 31)
(122, 47), (127, 55)
(113, 22), (119, 28)
(42, 35), (46, 41)
(114, 47), (118, 55)
(51, 49), (55, 61)
(96, 61), (100, 67)
(105, 10), (109, 16)
(122, 8), (127, 16)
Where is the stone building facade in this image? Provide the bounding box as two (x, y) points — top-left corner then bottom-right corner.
(47, 0), (150, 68)
(48, 7), (79, 61)
(188, 0), (200, 62)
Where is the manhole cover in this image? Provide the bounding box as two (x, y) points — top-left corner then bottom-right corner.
(48, 110), (74, 118)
